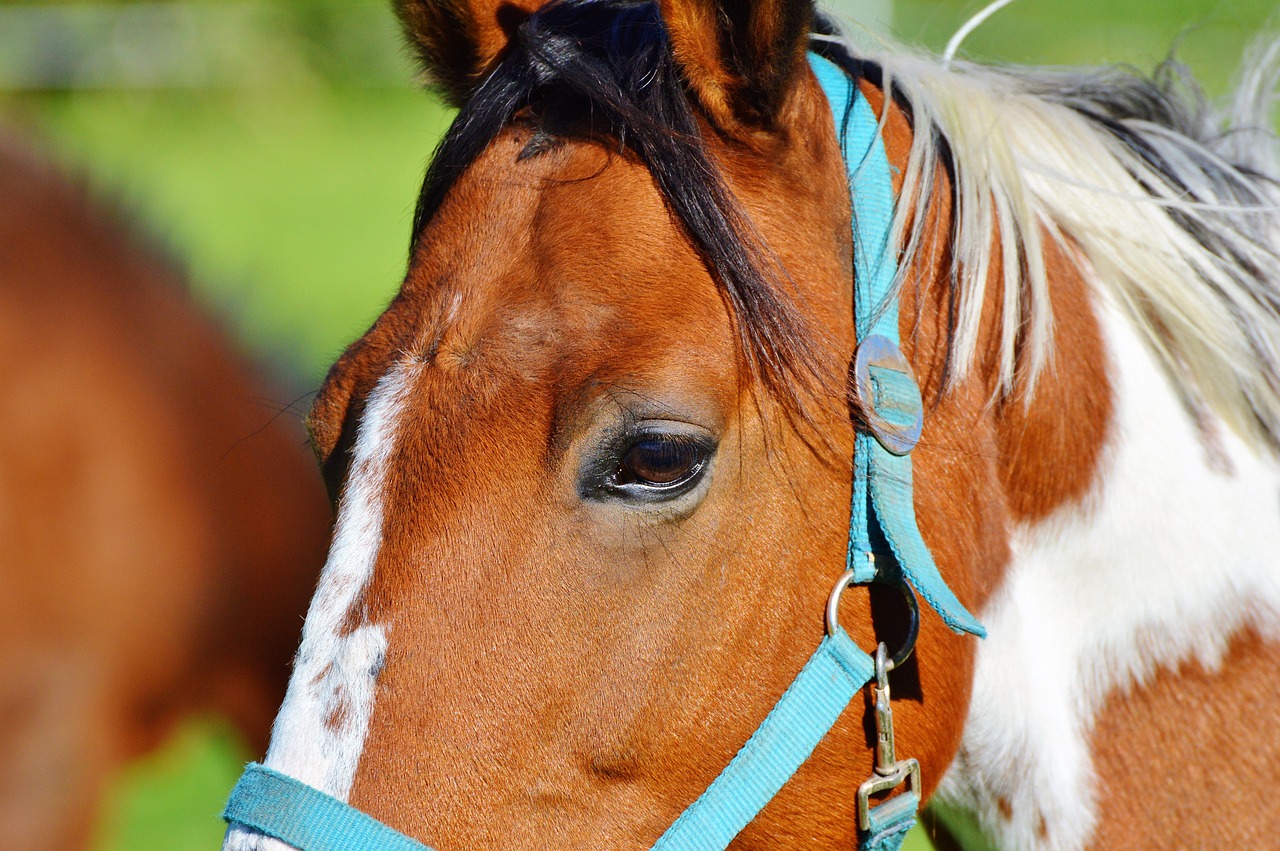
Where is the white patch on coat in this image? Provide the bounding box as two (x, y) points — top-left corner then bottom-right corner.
(223, 364), (417, 851)
(936, 296), (1280, 850)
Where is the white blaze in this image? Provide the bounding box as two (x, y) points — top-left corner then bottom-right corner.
(224, 364), (416, 851)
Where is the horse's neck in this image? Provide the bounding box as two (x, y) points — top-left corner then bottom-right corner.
(938, 266), (1280, 848)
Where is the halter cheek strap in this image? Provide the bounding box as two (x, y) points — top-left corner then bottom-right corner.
(222, 49), (983, 851)
(810, 53), (986, 637)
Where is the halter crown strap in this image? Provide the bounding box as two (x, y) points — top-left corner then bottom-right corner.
(223, 48), (982, 851)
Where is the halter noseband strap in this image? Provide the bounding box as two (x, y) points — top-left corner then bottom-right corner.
(222, 49), (983, 851)
(224, 763), (427, 851)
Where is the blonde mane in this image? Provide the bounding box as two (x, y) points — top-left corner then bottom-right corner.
(822, 30), (1280, 449)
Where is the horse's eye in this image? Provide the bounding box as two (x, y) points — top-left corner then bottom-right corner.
(614, 436), (707, 489)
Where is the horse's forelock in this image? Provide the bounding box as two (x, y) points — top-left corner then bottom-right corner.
(407, 0), (841, 435)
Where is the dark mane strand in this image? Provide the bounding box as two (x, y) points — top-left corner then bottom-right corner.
(409, 0), (832, 419)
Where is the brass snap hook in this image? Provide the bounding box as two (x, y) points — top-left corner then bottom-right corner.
(856, 642), (922, 832)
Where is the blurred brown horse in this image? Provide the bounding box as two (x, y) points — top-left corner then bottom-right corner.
(0, 130), (331, 850)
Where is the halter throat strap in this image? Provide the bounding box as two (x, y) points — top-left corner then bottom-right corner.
(222, 48), (983, 851)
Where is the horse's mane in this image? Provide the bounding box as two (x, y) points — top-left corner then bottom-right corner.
(816, 26), (1280, 450)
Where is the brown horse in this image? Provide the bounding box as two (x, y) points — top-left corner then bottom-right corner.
(0, 129), (331, 850)
(225, 0), (1280, 848)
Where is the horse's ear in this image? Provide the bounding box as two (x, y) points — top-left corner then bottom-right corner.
(394, 0), (544, 105)
(659, 0), (815, 129)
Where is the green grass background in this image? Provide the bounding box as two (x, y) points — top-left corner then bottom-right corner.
(3, 1), (1273, 848)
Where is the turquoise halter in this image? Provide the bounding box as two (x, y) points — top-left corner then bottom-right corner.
(222, 49), (983, 851)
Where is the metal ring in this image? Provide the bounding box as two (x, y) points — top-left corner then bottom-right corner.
(824, 568), (920, 670)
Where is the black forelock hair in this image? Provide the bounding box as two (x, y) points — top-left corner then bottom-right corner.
(408, 0), (834, 416)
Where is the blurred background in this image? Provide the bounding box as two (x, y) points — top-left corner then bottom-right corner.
(0, 0), (1274, 848)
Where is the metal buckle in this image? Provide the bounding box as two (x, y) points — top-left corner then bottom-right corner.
(854, 335), (923, 456)
(857, 643), (921, 832)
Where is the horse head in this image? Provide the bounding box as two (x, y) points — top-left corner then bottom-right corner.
(223, 0), (1140, 847)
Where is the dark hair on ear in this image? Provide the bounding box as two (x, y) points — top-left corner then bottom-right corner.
(394, 0), (486, 106)
(411, 0), (832, 419)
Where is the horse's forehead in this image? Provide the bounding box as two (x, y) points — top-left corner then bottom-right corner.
(412, 127), (688, 301)
(314, 126), (739, 485)
(364, 129), (729, 390)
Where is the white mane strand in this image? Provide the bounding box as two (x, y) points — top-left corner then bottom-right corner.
(847, 32), (1280, 449)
